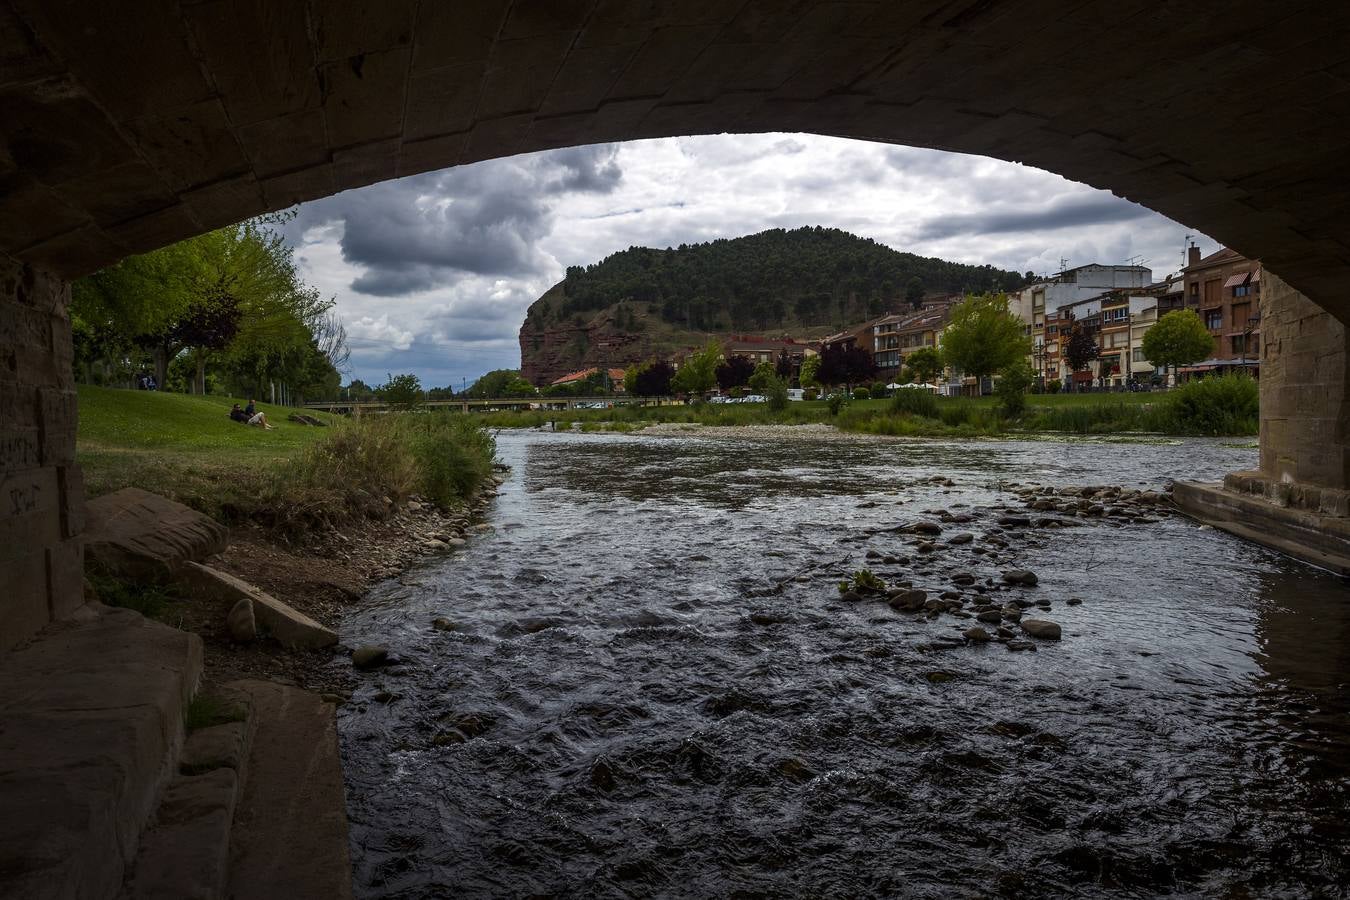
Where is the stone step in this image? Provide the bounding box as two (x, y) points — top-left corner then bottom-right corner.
(225, 680), (352, 900)
(0, 604), (203, 900)
(122, 689), (258, 900)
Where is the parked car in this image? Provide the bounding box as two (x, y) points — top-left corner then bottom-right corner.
(741, 394), (767, 403)
(786, 388), (805, 401)
(896, 383), (939, 392)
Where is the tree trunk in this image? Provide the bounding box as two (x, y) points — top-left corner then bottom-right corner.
(153, 345), (168, 389)
(195, 353), (206, 395)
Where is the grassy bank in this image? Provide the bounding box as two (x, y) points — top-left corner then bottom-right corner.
(77, 386), (497, 529)
(470, 375), (1258, 438)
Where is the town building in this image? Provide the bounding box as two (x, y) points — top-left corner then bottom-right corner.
(1181, 247), (1262, 377)
(721, 336), (814, 380)
(1019, 264), (1154, 387)
(870, 300), (956, 377)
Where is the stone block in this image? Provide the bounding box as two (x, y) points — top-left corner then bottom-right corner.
(46, 537), (84, 620)
(0, 604), (203, 898)
(126, 98), (248, 193)
(177, 562), (337, 649)
(236, 108), (329, 178)
(0, 548), (52, 654)
(37, 387), (77, 465)
(57, 462), (82, 538)
(404, 62), (484, 140)
(181, 174), (266, 232)
(0, 424), (42, 474)
(320, 47), (411, 148)
(312, 0), (416, 61)
(125, 769), (238, 900)
(84, 487), (229, 580)
(0, 466), (61, 558)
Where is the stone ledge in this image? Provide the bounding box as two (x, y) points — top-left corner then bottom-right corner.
(1175, 481), (1350, 576)
(1224, 470), (1350, 517)
(0, 605), (204, 900)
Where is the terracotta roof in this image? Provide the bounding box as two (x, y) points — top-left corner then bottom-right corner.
(550, 366), (627, 386)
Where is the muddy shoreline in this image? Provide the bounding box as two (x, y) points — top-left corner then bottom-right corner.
(179, 476), (504, 698)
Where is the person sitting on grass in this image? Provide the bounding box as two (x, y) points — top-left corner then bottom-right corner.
(228, 403), (248, 423)
(243, 399), (274, 430)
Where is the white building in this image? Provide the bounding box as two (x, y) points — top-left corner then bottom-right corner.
(1013, 263), (1154, 330)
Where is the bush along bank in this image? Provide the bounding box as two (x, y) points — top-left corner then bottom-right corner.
(249, 412), (499, 532)
(469, 374), (1260, 439)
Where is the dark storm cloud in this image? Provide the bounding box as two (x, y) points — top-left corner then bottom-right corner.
(296, 145), (624, 297)
(914, 195), (1153, 241)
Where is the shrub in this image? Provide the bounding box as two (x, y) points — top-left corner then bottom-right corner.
(1150, 374), (1258, 435)
(938, 405), (971, 427)
(890, 387), (940, 419)
(839, 569), (886, 594)
(803, 388), (819, 401)
(995, 360), (1033, 417)
(871, 381), (889, 398)
(853, 387), (870, 400)
(766, 377), (789, 412)
(1047, 378), (1062, 394)
(827, 393), (847, 415)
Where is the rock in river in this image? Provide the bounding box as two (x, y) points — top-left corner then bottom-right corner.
(1021, 619), (1062, 640)
(226, 597), (256, 642)
(1002, 569), (1039, 587)
(352, 645), (390, 669)
(963, 626), (991, 643)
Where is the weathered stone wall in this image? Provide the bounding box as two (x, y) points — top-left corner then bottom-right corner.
(0, 254), (83, 655)
(1242, 271), (1350, 509)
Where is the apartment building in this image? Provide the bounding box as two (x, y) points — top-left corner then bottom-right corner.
(870, 301), (955, 376)
(1182, 247), (1262, 375)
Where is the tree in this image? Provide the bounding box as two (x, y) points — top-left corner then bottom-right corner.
(634, 360), (674, 396)
(715, 355), (754, 390)
(1142, 309), (1215, 384)
(748, 361), (779, 394)
(1064, 323), (1099, 386)
(378, 373), (423, 410)
(995, 359), (1033, 416)
(903, 346), (944, 384)
(775, 349), (794, 380)
(671, 341), (721, 395)
(816, 343), (875, 393)
(938, 293), (1030, 394)
(905, 276), (925, 308)
(467, 369), (535, 398)
(799, 354), (821, 389)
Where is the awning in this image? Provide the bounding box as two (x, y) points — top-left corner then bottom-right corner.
(1223, 272), (1250, 289)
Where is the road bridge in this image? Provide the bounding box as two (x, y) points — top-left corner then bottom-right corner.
(2, 0), (1349, 656)
(302, 396), (678, 414)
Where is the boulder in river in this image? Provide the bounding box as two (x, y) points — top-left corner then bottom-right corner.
(976, 610), (1002, 624)
(1006, 640), (1038, 652)
(963, 626), (991, 643)
(1021, 619), (1062, 640)
(948, 533), (974, 546)
(1002, 569), (1039, 587)
(352, 645), (390, 669)
(432, 617), (456, 631)
(997, 515), (1031, 527)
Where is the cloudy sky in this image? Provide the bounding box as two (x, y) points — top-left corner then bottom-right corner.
(284, 134), (1220, 389)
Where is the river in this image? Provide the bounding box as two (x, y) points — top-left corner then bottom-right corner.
(337, 429), (1349, 898)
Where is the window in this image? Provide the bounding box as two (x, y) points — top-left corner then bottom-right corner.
(1205, 310), (1223, 330)
(1232, 334), (1254, 356)
(1133, 348), (1146, 363)
(1233, 284), (1251, 297)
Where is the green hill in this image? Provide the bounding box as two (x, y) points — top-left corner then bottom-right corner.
(519, 227), (1028, 383)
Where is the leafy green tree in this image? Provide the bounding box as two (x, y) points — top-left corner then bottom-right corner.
(748, 361), (778, 394)
(467, 369), (535, 398)
(939, 293), (1030, 395)
(995, 359), (1033, 416)
(817, 343), (875, 393)
(378, 373), (423, 410)
(671, 342), (721, 395)
(903, 346), (944, 384)
(1142, 309), (1215, 383)
(798, 354), (821, 389)
(766, 375), (789, 411)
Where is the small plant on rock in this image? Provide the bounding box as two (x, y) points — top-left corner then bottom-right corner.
(838, 569), (887, 595)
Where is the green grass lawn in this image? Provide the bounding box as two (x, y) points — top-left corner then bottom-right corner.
(77, 385), (342, 503)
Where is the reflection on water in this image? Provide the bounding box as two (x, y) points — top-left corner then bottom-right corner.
(339, 431), (1349, 898)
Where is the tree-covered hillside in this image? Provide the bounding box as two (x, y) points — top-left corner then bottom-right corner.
(536, 227), (1028, 332)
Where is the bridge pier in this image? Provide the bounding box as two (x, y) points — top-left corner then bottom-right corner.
(0, 256), (85, 656)
(1175, 270), (1350, 575)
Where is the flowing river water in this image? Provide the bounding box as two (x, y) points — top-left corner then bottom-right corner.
(337, 429), (1350, 898)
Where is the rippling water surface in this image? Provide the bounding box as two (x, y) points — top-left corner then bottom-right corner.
(339, 431), (1350, 898)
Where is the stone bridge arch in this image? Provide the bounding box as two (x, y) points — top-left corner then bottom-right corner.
(2, 0), (1348, 646)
